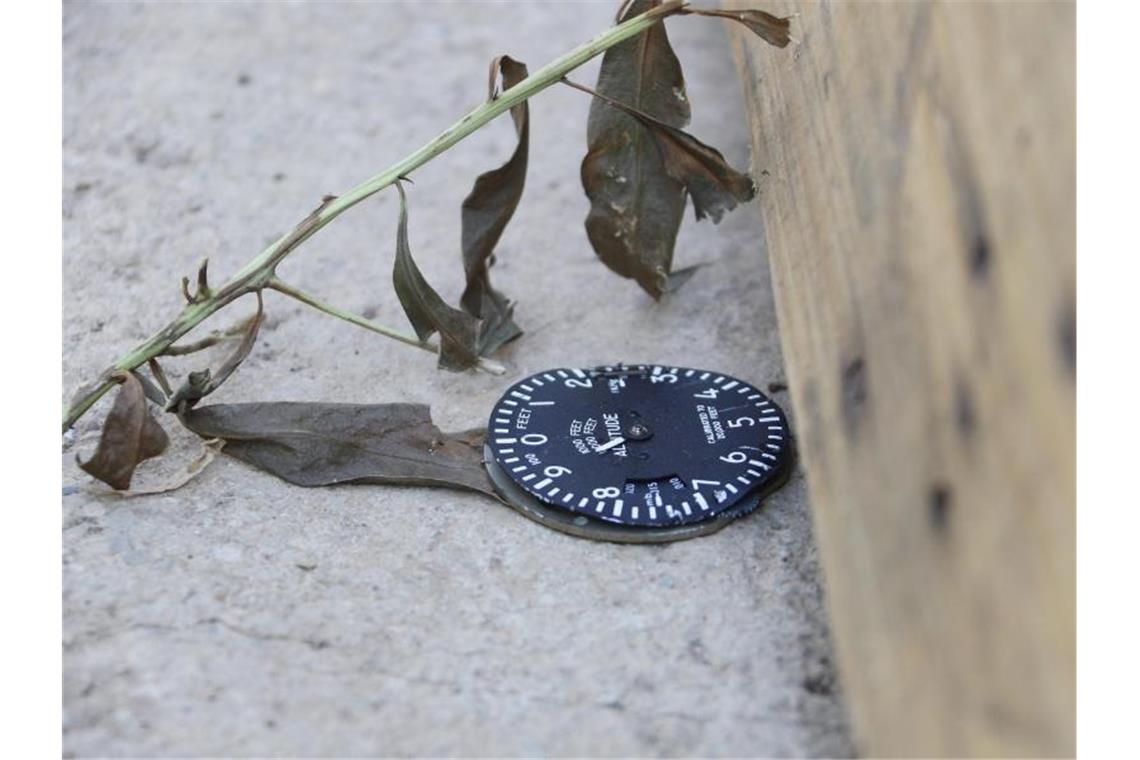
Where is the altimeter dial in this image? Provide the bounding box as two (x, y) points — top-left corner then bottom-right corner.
(484, 364), (792, 529)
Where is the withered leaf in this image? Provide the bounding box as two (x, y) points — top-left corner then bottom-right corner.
(78, 371), (169, 490)
(680, 9), (793, 48)
(637, 113), (756, 222)
(146, 357), (173, 398)
(581, 0), (691, 300)
(475, 288), (521, 356)
(459, 55), (527, 351)
(391, 181), (481, 371)
(572, 78), (755, 223)
(134, 368), (169, 407)
(166, 291), (264, 411)
(180, 402), (497, 497)
(106, 439), (225, 498)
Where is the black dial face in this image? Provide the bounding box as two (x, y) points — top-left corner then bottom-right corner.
(485, 365), (792, 528)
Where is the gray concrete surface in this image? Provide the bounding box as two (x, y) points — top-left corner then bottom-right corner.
(62, 2), (853, 756)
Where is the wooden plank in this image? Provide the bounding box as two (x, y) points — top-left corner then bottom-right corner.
(727, 2), (1075, 756)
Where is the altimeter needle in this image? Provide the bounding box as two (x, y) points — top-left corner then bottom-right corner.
(594, 437), (626, 454)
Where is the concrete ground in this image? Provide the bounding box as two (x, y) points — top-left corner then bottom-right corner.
(62, 2), (852, 757)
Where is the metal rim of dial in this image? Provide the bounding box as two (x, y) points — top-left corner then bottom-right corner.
(483, 364), (795, 542)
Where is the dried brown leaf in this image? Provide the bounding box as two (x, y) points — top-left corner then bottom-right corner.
(104, 438), (225, 498)
(475, 288), (521, 356)
(78, 371), (169, 490)
(459, 55), (527, 352)
(581, 0), (691, 300)
(642, 116), (756, 222)
(681, 9), (792, 48)
(572, 78), (755, 223)
(147, 357), (173, 398)
(391, 181), (481, 371)
(134, 368), (169, 407)
(180, 402), (496, 497)
(165, 291), (264, 410)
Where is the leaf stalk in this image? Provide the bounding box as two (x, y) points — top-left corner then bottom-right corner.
(267, 277), (506, 375)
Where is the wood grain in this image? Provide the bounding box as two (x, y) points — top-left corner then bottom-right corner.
(727, 2), (1075, 756)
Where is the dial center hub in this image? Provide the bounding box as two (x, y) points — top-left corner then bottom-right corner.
(626, 422), (653, 441)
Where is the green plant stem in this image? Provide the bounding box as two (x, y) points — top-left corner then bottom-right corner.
(62, 0), (684, 431)
(267, 277), (505, 375)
